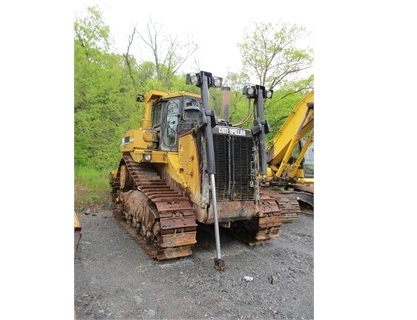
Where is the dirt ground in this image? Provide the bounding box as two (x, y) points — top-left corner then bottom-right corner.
(74, 208), (313, 320)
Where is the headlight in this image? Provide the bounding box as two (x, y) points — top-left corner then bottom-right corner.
(186, 73), (200, 86)
(265, 90), (273, 99)
(213, 76), (223, 88)
(242, 85), (256, 98)
(143, 153), (152, 161)
(186, 71), (223, 88)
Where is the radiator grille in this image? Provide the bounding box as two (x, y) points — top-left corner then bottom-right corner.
(213, 134), (255, 201)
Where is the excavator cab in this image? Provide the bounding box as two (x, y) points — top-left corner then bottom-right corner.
(303, 142), (314, 178)
(290, 138), (314, 179)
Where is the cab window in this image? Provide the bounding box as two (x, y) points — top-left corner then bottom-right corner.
(151, 101), (162, 128)
(163, 99), (180, 147)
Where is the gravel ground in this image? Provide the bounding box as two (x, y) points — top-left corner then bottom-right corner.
(74, 209), (313, 320)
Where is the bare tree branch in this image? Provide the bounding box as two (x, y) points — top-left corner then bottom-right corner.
(135, 17), (199, 88)
(123, 25), (137, 87)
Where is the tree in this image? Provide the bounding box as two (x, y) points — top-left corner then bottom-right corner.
(238, 21), (313, 91)
(123, 26), (139, 89)
(231, 21), (314, 138)
(134, 18), (199, 89)
(74, 6), (116, 113)
(74, 6), (140, 169)
(74, 6), (112, 53)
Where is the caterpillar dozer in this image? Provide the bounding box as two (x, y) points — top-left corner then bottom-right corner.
(109, 71), (300, 270)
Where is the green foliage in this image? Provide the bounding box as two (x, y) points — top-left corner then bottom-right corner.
(172, 74), (201, 94)
(74, 167), (111, 211)
(135, 61), (157, 90)
(74, 6), (112, 52)
(74, 7), (140, 169)
(238, 21), (314, 91)
(229, 98), (254, 128)
(265, 89), (307, 140)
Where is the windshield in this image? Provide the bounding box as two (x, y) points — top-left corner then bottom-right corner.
(303, 143), (314, 178)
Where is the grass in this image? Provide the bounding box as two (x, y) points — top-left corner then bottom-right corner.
(74, 166), (113, 213)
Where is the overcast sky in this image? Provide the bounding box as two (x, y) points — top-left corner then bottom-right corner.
(74, 0), (314, 78)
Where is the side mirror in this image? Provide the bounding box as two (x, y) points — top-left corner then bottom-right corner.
(136, 94), (144, 102)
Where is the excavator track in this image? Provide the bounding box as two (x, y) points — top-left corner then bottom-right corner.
(260, 188), (301, 223)
(228, 194), (283, 246)
(274, 192), (301, 222)
(111, 154), (197, 260)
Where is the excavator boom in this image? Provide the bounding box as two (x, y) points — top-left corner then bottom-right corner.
(262, 89), (314, 216)
(267, 90), (314, 182)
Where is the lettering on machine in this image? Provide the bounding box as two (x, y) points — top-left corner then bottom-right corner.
(218, 127), (246, 136)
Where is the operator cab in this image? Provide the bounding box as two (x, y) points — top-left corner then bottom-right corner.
(290, 138), (314, 178)
(151, 95), (203, 151)
(303, 143), (314, 178)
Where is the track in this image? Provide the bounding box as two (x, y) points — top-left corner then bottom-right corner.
(111, 154), (197, 260)
(274, 191), (302, 222)
(260, 188), (302, 223)
(228, 194), (283, 246)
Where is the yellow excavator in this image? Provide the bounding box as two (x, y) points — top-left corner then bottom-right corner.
(263, 89), (314, 215)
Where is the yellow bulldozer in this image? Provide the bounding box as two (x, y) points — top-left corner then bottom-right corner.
(109, 71), (306, 269)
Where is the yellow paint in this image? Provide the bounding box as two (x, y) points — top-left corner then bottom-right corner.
(178, 131), (201, 204)
(74, 212), (81, 230)
(266, 90), (314, 184)
(130, 149), (168, 164)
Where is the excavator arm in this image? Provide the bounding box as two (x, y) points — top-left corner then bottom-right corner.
(266, 90), (314, 183)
